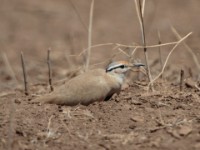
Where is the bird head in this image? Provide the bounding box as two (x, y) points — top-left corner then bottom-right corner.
(106, 61), (144, 74)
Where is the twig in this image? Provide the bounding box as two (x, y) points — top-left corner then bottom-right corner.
(116, 41), (178, 49)
(185, 78), (200, 91)
(194, 84), (200, 91)
(47, 48), (54, 92)
(157, 30), (163, 79)
(47, 115), (54, 138)
(70, 41), (177, 58)
(85, 0), (94, 71)
(20, 51), (29, 96)
(134, 0), (154, 91)
(131, 47), (138, 56)
(180, 69), (184, 91)
(118, 48), (131, 58)
(141, 0), (146, 17)
(171, 26), (200, 72)
(148, 32), (192, 87)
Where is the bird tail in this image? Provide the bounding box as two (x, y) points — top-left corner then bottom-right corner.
(32, 94), (56, 104)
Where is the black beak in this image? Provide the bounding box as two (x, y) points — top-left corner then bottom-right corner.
(133, 63), (145, 67)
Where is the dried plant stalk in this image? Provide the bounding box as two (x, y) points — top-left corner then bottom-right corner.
(116, 41), (179, 49)
(171, 26), (200, 72)
(85, 0), (94, 71)
(134, 0), (154, 91)
(20, 51), (29, 95)
(180, 69), (184, 91)
(148, 32), (192, 87)
(47, 48), (54, 92)
(157, 31), (163, 78)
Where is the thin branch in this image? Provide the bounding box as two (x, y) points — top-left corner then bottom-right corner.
(134, 0), (154, 91)
(180, 69), (184, 91)
(131, 47), (138, 56)
(116, 41), (178, 49)
(118, 48), (131, 58)
(85, 0), (94, 71)
(171, 26), (200, 72)
(65, 41), (178, 59)
(47, 48), (54, 92)
(47, 115), (54, 138)
(141, 0), (146, 17)
(157, 30), (163, 78)
(148, 32), (192, 87)
(20, 51), (29, 96)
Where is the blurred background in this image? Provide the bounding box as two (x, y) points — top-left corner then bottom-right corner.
(0, 0), (200, 90)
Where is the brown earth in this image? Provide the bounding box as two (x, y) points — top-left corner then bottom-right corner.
(1, 0), (200, 150)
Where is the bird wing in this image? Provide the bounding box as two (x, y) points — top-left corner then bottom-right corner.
(34, 69), (115, 106)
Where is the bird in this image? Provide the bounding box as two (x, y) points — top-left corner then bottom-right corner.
(34, 61), (144, 106)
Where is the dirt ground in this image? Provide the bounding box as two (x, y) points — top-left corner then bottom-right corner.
(1, 0), (200, 150)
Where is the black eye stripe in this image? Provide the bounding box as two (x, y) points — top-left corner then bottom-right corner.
(106, 65), (127, 72)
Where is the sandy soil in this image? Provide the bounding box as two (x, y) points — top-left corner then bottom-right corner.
(1, 0), (200, 150)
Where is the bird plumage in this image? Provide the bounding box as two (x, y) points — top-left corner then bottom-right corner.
(34, 61), (144, 106)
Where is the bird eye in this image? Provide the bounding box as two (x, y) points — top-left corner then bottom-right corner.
(120, 65), (125, 69)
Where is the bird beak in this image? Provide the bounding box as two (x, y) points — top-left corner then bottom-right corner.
(132, 63), (145, 67)
(130, 63), (146, 75)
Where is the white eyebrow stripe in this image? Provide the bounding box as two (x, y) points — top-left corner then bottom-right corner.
(106, 64), (125, 71)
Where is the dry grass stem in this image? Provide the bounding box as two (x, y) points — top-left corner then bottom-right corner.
(67, 41), (178, 60)
(118, 48), (131, 58)
(180, 69), (184, 91)
(47, 48), (54, 92)
(141, 0), (146, 17)
(20, 51), (29, 96)
(47, 115), (54, 138)
(116, 41), (178, 49)
(134, 0), (154, 91)
(194, 84), (200, 91)
(131, 47), (138, 56)
(157, 30), (163, 72)
(134, 0), (142, 27)
(148, 32), (192, 87)
(157, 30), (163, 79)
(85, 0), (94, 71)
(171, 26), (200, 72)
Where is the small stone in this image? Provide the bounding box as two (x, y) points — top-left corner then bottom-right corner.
(130, 116), (144, 123)
(178, 125), (192, 136)
(14, 99), (21, 104)
(129, 124), (136, 129)
(131, 100), (142, 105)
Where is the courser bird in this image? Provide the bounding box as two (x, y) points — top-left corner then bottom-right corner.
(34, 61), (144, 106)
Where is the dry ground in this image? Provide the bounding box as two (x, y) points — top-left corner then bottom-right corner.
(1, 0), (200, 150)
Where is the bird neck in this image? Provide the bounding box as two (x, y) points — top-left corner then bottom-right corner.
(108, 72), (125, 85)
